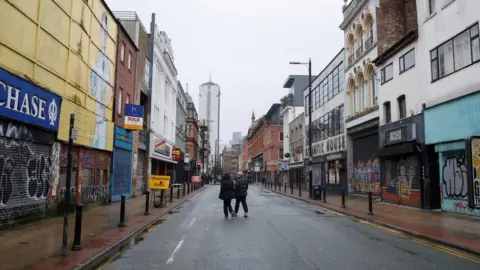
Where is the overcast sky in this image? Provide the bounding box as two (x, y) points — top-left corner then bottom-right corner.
(107, 0), (345, 144)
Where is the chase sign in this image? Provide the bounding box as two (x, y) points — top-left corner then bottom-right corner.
(0, 68), (61, 131)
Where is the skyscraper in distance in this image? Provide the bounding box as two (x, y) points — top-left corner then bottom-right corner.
(198, 79), (220, 172)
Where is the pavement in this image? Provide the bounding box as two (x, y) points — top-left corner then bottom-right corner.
(102, 185), (480, 270)
(263, 183), (480, 256)
(0, 184), (203, 270)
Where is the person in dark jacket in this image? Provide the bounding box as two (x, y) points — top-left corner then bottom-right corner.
(219, 173), (236, 219)
(234, 172), (249, 217)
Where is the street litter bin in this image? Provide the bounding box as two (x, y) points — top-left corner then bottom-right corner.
(313, 185), (321, 200)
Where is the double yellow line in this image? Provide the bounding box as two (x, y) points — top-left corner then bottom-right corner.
(357, 219), (480, 264)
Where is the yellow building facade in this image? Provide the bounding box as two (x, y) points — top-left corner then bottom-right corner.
(0, 0), (117, 151)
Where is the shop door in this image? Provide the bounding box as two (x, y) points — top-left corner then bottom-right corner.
(112, 148), (132, 200)
(352, 134), (381, 195)
(382, 154), (422, 207)
(0, 138), (51, 224)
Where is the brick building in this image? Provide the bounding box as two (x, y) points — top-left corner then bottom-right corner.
(241, 139), (249, 171)
(262, 104), (283, 183)
(185, 92), (199, 177)
(222, 148), (239, 174)
(247, 112), (265, 182)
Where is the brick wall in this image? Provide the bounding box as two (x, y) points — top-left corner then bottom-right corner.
(376, 0), (418, 54)
(263, 125), (283, 171)
(114, 26), (137, 127)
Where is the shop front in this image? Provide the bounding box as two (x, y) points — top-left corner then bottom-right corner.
(347, 118), (381, 195)
(0, 68), (62, 224)
(110, 126), (133, 201)
(310, 134), (347, 195)
(150, 133), (177, 186)
(424, 92), (480, 216)
(251, 155), (264, 183)
(377, 114), (425, 208)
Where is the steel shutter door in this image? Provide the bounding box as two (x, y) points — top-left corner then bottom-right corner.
(352, 134), (381, 195)
(0, 137), (51, 224)
(111, 148), (132, 199)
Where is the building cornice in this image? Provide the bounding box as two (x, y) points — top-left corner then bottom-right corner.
(339, 0), (369, 30)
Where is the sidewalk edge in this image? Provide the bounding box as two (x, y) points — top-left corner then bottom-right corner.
(73, 187), (206, 270)
(263, 187), (480, 257)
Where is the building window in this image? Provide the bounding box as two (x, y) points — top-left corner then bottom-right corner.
(429, 0), (436, 14)
(145, 60), (151, 85)
(431, 23), (480, 82)
(126, 93), (130, 105)
(381, 63), (393, 84)
(399, 48), (415, 73)
(371, 72), (377, 105)
(120, 41), (125, 63)
(128, 51), (132, 71)
(279, 148), (284, 159)
(398, 95), (406, 119)
(384, 101), (391, 123)
(361, 81), (367, 110)
(305, 95), (309, 116)
(280, 132), (284, 141)
(117, 88), (123, 116)
(164, 116), (168, 134)
(353, 87), (358, 113)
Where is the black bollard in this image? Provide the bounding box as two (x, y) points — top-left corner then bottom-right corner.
(160, 190), (164, 207)
(170, 185), (173, 202)
(341, 188), (346, 208)
(322, 186), (326, 203)
(284, 182), (287, 193)
(118, 195), (126, 227)
(183, 183), (186, 196)
(368, 192), (373, 215)
(177, 187), (180, 199)
(291, 184), (293, 195)
(144, 191), (150, 215)
(299, 184), (302, 197)
(71, 205), (83, 251)
(187, 182), (190, 194)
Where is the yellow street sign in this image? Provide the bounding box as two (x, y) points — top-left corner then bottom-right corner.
(149, 175), (170, 190)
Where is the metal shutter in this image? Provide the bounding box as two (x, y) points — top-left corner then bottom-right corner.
(111, 148), (132, 199)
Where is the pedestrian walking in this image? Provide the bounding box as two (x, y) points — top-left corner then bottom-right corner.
(234, 172), (249, 218)
(218, 173), (236, 219)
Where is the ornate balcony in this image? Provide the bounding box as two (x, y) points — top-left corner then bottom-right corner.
(356, 46), (363, 58)
(365, 37), (373, 50)
(348, 54), (354, 66)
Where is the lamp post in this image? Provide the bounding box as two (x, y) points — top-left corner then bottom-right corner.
(289, 59), (313, 198)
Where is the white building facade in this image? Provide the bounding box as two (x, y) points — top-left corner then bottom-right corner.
(198, 81), (221, 172)
(148, 14), (178, 179)
(303, 49), (345, 195)
(419, 0), (480, 216)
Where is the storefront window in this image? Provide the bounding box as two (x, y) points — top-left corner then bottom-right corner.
(327, 161), (340, 185)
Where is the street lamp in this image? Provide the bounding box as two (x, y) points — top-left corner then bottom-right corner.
(289, 58), (313, 199)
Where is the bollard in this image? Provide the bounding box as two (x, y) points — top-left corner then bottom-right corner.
(341, 188), (346, 208)
(299, 185), (302, 197)
(177, 187), (180, 199)
(144, 191), (150, 215)
(368, 192), (373, 215)
(291, 184), (293, 195)
(322, 186), (326, 203)
(187, 182), (190, 194)
(159, 190), (164, 207)
(183, 184), (186, 196)
(284, 182), (287, 193)
(71, 205), (83, 251)
(118, 195), (126, 227)
(170, 185), (173, 202)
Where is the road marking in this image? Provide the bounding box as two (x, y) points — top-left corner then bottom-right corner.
(166, 236), (186, 264)
(205, 222), (210, 231)
(357, 219), (480, 264)
(188, 217), (196, 228)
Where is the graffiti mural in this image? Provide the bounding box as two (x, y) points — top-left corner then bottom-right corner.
(89, 12), (113, 150)
(353, 159), (380, 194)
(0, 121), (53, 224)
(440, 150), (480, 216)
(381, 156), (421, 206)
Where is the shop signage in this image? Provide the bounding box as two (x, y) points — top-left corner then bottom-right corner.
(0, 68), (61, 131)
(385, 126), (407, 145)
(154, 137), (172, 158)
(326, 152), (345, 161)
(114, 126), (133, 150)
(192, 176), (201, 183)
(172, 147), (181, 161)
(312, 134), (346, 157)
(184, 153), (190, 163)
(124, 104), (144, 130)
(467, 137), (480, 208)
(149, 175), (170, 190)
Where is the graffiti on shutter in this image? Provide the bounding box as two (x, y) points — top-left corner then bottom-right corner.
(0, 122), (52, 225)
(112, 148), (132, 199)
(135, 151), (145, 195)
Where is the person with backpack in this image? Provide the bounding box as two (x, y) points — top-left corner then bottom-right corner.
(234, 172), (249, 218)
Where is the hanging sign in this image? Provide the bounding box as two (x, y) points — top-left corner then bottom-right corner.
(172, 147), (181, 161)
(124, 104), (144, 130)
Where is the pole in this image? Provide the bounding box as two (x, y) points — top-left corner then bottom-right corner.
(308, 58), (313, 199)
(144, 191), (150, 215)
(118, 195), (126, 227)
(71, 205), (83, 251)
(61, 114), (75, 257)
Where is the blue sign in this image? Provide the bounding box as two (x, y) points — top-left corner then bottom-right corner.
(0, 68), (61, 131)
(114, 125), (132, 151)
(124, 104), (144, 130)
(125, 104), (144, 117)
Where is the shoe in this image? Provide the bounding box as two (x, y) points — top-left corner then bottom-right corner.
(224, 216), (229, 219)
(232, 212), (237, 218)
(244, 213), (248, 218)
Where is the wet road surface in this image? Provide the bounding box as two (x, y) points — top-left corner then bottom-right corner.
(103, 185), (480, 270)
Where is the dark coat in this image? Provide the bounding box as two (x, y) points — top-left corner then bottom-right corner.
(219, 179), (235, 200)
(235, 177), (249, 197)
